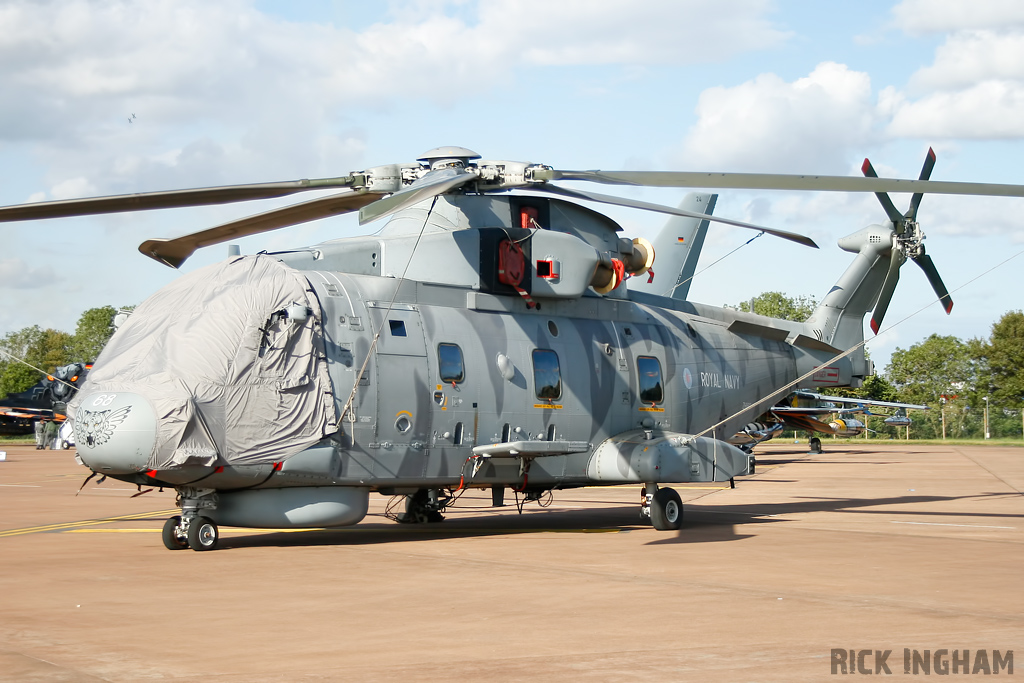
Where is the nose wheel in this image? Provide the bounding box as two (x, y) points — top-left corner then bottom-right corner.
(161, 516), (189, 550)
(186, 517), (220, 551)
(162, 514), (220, 551)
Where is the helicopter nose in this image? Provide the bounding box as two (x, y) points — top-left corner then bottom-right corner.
(73, 392), (157, 475)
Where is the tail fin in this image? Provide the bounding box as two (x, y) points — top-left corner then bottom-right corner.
(805, 224), (895, 352)
(810, 149), (953, 353)
(628, 192), (716, 300)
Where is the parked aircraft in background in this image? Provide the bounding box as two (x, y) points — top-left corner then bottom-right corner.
(730, 390), (929, 451)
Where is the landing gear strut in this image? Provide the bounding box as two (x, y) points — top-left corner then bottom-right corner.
(162, 515), (189, 550)
(398, 489), (447, 524)
(163, 488), (221, 551)
(641, 484), (684, 531)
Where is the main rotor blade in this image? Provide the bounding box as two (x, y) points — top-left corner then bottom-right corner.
(138, 189), (383, 269)
(538, 169), (1024, 198)
(358, 167), (475, 225)
(532, 184), (818, 249)
(908, 147), (937, 220)
(0, 177), (357, 222)
(860, 158), (905, 227)
(912, 250), (954, 314)
(870, 246), (904, 335)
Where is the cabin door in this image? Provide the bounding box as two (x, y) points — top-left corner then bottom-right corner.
(369, 304), (430, 479)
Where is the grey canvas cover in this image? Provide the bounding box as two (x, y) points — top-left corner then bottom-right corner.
(70, 255), (337, 468)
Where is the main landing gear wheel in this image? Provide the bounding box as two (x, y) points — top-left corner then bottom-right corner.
(187, 516), (219, 551)
(162, 516), (188, 550)
(650, 487), (683, 531)
(809, 437), (823, 454)
(400, 490), (445, 524)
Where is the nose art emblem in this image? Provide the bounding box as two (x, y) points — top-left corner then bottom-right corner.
(75, 406), (132, 449)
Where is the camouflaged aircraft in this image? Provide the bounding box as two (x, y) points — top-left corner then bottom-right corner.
(2, 145), (1022, 551)
(729, 390), (930, 453)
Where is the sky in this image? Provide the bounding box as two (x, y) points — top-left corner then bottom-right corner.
(2, 0), (1024, 372)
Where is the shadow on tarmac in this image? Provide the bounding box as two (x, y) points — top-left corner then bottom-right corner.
(206, 489), (1016, 551)
(647, 490), (1020, 545)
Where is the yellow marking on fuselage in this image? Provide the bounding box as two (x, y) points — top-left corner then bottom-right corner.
(533, 403), (563, 409)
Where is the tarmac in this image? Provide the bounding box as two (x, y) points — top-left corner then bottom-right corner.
(0, 440), (1021, 681)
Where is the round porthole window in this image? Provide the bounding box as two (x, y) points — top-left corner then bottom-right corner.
(548, 320), (559, 336)
(395, 416), (411, 432)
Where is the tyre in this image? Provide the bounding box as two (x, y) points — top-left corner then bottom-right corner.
(162, 516), (188, 550)
(809, 437), (822, 453)
(650, 488), (683, 531)
(187, 516), (219, 551)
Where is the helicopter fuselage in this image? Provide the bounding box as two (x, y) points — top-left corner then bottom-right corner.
(70, 192), (876, 546)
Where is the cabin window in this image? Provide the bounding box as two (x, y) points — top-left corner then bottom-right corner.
(437, 343), (465, 383)
(532, 349), (562, 400)
(389, 320), (407, 337)
(637, 356), (664, 404)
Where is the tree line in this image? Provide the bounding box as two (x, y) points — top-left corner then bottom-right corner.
(737, 292), (1024, 440)
(0, 306), (120, 398)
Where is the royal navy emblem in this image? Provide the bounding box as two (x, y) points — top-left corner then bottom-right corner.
(75, 406), (132, 448)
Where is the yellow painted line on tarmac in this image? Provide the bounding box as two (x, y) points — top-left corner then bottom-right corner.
(66, 529), (160, 533)
(677, 486), (733, 490)
(0, 509), (178, 538)
(595, 484), (733, 490)
(66, 527), (320, 535)
(64, 526), (625, 536)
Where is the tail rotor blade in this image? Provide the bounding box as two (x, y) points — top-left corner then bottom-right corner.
(912, 250), (954, 314)
(870, 246), (904, 334)
(908, 147), (937, 220)
(861, 158), (905, 227)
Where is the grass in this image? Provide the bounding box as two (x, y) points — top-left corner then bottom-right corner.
(0, 436), (35, 444)
(791, 436), (1024, 447)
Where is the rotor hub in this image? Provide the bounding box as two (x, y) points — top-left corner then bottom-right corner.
(895, 219), (925, 259)
(417, 146), (481, 170)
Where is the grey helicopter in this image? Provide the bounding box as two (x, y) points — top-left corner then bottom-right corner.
(2, 145), (1022, 551)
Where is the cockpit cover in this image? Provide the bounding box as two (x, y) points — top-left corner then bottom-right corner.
(70, 255), (337, 468)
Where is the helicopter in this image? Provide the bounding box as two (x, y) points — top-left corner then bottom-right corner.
(2, 145), (1023, 551)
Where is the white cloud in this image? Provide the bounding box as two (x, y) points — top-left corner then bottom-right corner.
(49, 177), (99, 201)
(882, 6), (1024, 140)
(476, 0), (788, 66)
(679, 62), (878, 173)
(0, 258), (62, 289)
(892, 0), (1024, 35)
(910, 30), (1024, 91)
(889, 80), (1024, 139)
(912, 193), (1024, 241)
(0, 0), (790, 199)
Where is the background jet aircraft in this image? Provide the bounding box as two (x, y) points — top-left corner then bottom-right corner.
(730, 389), (929, 451)
(0, 363), (90, 435)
